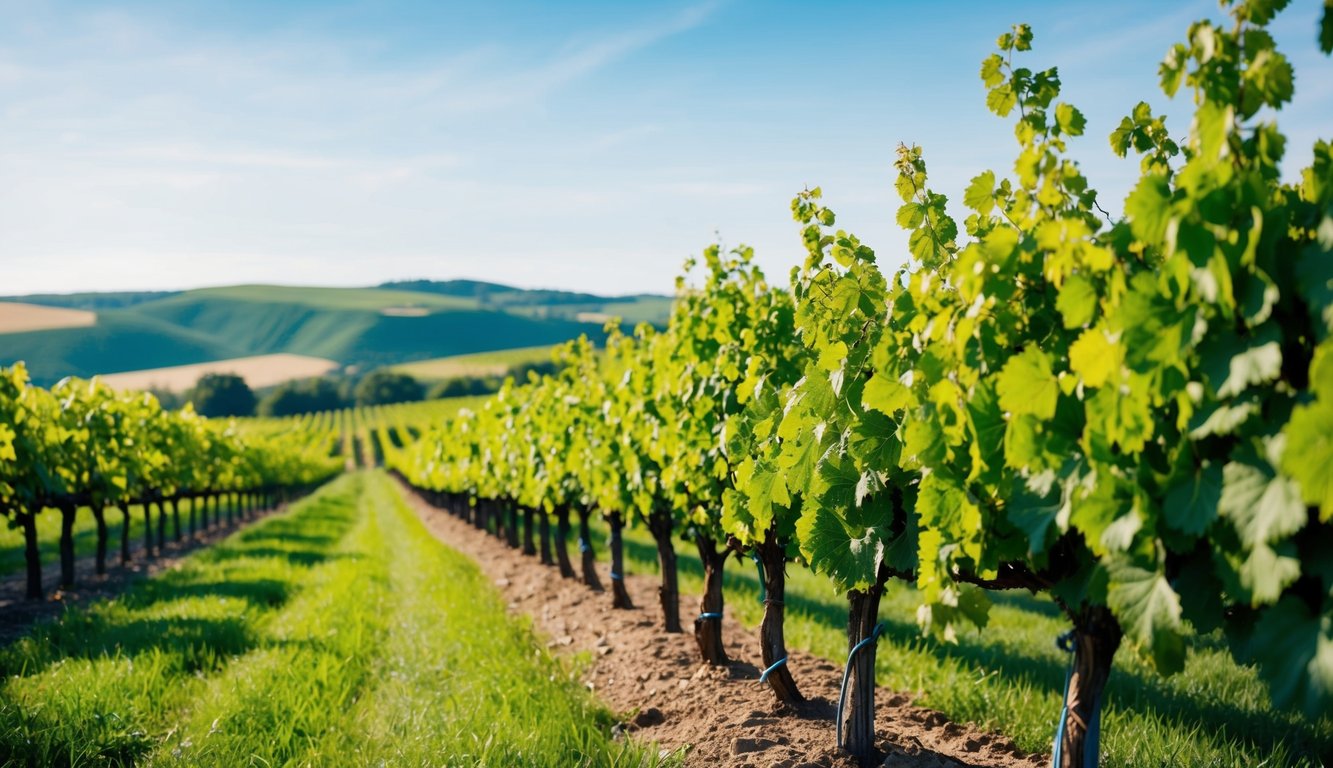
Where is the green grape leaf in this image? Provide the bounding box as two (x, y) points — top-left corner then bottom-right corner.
(1069, 476), (1139, 556)
(1284, 396), (1333, 521)
(1188, 399), (1259, 439)
(796, 500), (884, 591)
(1120, 271), (1195, 368)
(863, 373), (909, 415)
(909, 227), (945, 268)
(818, 340), (849, 373)
(1247, 596), (1333, 718)
(964, 171), (996, 215)
(1283, 345), (1333, 519)
(1219, 456), (1307, 547)
(1004, 414), (1074, 473)
(979, 53), (1005, 87)
(744, 457), (790, 532)
(1069, 327), (1119, 388)
(1163, 461), (1222, 535)
(1219, 540), (1302, 606)
(904, 415), (947, 468)
(848, 408), (902, 472)
(1085, 381), (1153, 454)
(1107, 558), (1186, 675)
(965, 380), (1007, 487)
(1125, 174), (1173, 244)
(721, 487), (755, 539)
(1160, 43), (1187, 96)
(1109, 114), (1134, 157)
(996, 347), (1059, 420)
(1055, 103), (1087, 136)
(897, 202), (925, 229)
(1296, 242), (1333, 338)
(1235, 0), (1284, 25)
(777, 424), (823, 493)
(1322, 1), (1333, 54)
(798, 457), (891, 591)
(815, 450), (856, 511)
(1006, 472), (1065, 555)
(1056, 274), (1098, 329)
(1201, 327), (1283, 399)
(987, 83), (1017, 117)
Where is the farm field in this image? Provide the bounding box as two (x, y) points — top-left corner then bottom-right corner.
(391, 344), (556, 380)
(0, 303), (95, 335)
(99, 353), (338, 393)
(0, 472), (666, 767)
(0, 283), (669, 386)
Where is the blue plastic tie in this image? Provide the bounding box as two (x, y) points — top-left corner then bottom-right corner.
(758, 656), (787, 683)
(610, 571), (622, 580)
(578, 537), (590, 554)
(698, 612), (722, 620)
(835, 622), (887, 749)
(752, 552), (766, 603)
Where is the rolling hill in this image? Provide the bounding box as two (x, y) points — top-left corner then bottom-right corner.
(0, 281), (670, 387)
(391, 345), (559, 381)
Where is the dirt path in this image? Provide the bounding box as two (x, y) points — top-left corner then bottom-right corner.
(0, 505), (283, 645)
(395, 479), (1046, 768)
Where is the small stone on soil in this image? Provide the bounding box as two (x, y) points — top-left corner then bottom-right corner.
(731, 737), (780, 755)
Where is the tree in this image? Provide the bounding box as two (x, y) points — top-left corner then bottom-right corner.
(188, 373), (256, 418)
(355, 370), (423, 406)
(428, 376), (500, 399)
(259, 377), (348, 416)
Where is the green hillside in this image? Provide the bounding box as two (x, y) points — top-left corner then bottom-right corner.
(392, 345), (557, 381)
(178, 284), (480, 310)
(0, 312), (239, 382)
(0, 282), (670, 386)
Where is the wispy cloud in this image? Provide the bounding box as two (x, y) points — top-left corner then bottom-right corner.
(0, 0), (1327, 298)
(435, 1), (722, 112)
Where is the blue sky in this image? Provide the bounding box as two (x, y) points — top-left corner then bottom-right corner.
(1, 0), (1329, 296)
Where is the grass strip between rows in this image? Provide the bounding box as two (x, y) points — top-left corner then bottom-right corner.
(1, 471), (667, 768)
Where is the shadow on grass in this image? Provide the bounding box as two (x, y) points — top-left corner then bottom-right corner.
(617, 535), (1331, 762)
(1, 613), (257, 678)
(130, 576), (293, 610)
(204, 546), (363, 568)
(0, 485), (362, 682)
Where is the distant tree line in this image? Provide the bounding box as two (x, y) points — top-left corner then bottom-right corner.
(178, 358), (563, 418)
(424, 360), (558, 400)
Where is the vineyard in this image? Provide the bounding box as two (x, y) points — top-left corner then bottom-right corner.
(2, 2), (1332, 767)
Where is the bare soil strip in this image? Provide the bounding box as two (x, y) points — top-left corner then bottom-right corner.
(99, 353), (337, 393)
(397, 480), (1046, 768)
(0, 302), (96, 334)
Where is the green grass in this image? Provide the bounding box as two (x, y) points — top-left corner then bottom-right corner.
(392, 345), (558, 380)
(571, 520), (1332, 767)
(0, 472), (672, 767)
